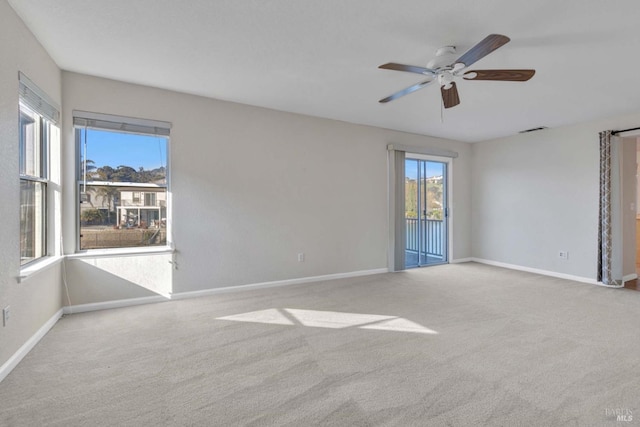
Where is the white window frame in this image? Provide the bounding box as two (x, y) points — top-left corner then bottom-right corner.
(73, 110), (172, 255)
(18, 73), (59, 268)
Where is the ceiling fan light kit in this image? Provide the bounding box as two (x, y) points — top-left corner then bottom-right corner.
(378, 34), (535, 109)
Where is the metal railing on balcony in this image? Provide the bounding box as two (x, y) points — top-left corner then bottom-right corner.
(406, 218), (444, 257)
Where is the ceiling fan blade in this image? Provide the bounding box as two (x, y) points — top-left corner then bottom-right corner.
(463, 69), (535, 81)
(454, 34), (510, 68)
(378, 63), (436, 76)
(379, 79), (434, 103)
(441, 82), (460, 109)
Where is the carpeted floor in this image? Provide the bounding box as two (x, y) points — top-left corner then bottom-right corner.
(1, 262), (639, 426)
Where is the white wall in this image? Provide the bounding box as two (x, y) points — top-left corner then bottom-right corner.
(61, 72), (472, 302)
(471, 112), (640, 281)
(621, 137), (636, 279)
(0, 0), (62, 369)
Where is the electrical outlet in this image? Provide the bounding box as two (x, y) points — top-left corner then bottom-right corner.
(3, 306), (9, 327)
(298, 252), (305, 262)
(558, 251), (569, 260)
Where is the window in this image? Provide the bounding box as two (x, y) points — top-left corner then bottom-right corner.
(144, 192), (156, 206)
(19, 73), (59, 266)
(74, 111), (170, 251)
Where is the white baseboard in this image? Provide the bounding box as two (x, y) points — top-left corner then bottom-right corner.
(63, 295), (168, 315)
(61, 268), (389, 310)
(0, 308), (63, 384)
(450, 258), (473, 264)
(469, 258), (600, 285)
(623, 273), (638, 283)
(170, 268), (389, 300)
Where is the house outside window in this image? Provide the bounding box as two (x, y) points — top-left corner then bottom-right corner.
(75, 110), (171, 251)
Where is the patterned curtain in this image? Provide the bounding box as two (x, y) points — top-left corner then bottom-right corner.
(597, 131), (613, 285)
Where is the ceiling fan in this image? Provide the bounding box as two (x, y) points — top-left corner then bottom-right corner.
(378, 34), (535, 108)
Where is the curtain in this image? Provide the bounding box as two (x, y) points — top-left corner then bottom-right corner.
(597, 131), (613, 285)
(393, 150), (406, 271)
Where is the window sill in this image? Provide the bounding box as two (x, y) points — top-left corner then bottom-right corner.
(17, 248), (174, 282)
(67, 246), (174, 260)
(19, 256), (64, 282)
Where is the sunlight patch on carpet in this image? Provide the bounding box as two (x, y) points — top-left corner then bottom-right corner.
(284, 308), (394, 329)
(217, 308), (294, 325)
(217, 308), (437, 334)
(360, 317), (437, 334)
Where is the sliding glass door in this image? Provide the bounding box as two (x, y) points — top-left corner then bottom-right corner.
(405, 158), (448, 268)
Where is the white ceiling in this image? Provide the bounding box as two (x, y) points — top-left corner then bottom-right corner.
(8, 0), (640, 142)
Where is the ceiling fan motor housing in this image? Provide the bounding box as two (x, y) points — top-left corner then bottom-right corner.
(437, 73), (454, 89)
(427, 46), (456, 70)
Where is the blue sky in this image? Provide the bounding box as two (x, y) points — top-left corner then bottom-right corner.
(405, 159), (444, 179)
(80, 129), (167, 171)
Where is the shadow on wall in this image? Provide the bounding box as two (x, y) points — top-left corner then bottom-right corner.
(64, 254), (173, 306)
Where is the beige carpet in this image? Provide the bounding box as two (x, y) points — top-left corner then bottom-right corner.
(1, 262), (639, 426)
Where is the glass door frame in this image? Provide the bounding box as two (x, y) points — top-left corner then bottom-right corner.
(405, 153), (450, 268)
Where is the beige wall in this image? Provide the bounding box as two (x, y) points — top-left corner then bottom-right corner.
(472, 113), (640, 281)
(0, 0), (63, 369)
(61, 72), (472, 301)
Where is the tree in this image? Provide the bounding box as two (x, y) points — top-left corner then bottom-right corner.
(81, 208), (104, 224)
(404, 177), (444, 220)
(90, 166), (120, 224)
(405, 178), (417, 218)
(426, 179), (443, 219)
(114, 165), (137, 182)
(80, 158), (96, 178)
(95, 165), (116, 181)
(93, 187), (119, 224)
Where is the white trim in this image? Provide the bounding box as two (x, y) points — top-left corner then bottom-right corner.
(67, 246), (174, 259)
(593, 281), (624, 289)
(623, 273), (638, 283)
(18, 256), (64, 283)
(0, 309), (63, 384)
(63, 295), (168, 315)
(450, 258), (473, 264)
(469, 258), (600, 285)
(170, 268), (388, 300)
